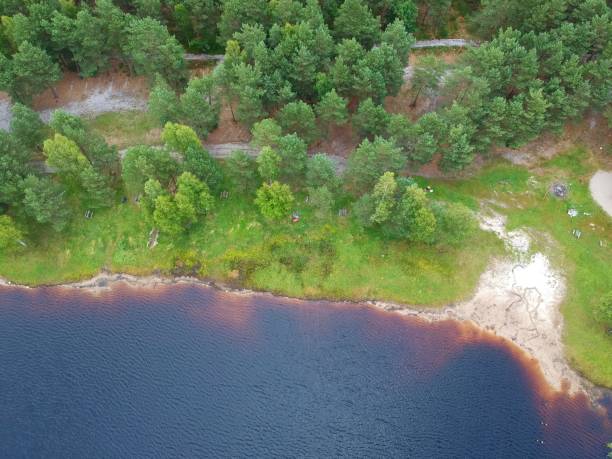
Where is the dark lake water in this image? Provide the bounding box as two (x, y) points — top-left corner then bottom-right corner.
(0, 284), (610, 458)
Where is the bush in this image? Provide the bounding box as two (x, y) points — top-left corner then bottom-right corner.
(254, 181), (295, 220)
(223, 246), (271, 280)
(595, 292), (612, 327)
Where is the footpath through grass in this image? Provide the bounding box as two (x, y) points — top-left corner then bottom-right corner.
(429, 148), (612, 388)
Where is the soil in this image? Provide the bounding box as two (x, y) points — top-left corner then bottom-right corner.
(496, 113), (612, 167)
(206, 103), (251, 144)
(311, 124), (359, 158)
(0, 72), (149, 129)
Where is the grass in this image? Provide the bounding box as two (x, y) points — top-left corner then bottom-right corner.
(85, 111), (161, 149)
(0, 188), (501, 307)
(428, 148), (612, 387)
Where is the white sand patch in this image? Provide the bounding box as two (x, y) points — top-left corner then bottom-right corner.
(0, 84), (147, 129)
(589, 170), (612, 217)
(478, 212), (530, 254)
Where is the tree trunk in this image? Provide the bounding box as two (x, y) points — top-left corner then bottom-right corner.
(410, 87), (422, 107)
(229, 102), (236, 123)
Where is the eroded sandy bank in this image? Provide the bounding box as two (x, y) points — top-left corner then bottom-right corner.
(374, 213), (592, 397)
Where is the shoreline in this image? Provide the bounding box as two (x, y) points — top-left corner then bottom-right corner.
(0, 261), (608, 408)
(0, 211), (608, 407)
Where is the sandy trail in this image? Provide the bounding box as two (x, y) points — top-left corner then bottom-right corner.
(589, 170), (612, 217)
(118, 143), (348, 174)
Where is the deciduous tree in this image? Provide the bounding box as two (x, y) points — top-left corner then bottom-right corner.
(254, 181), (295, 220)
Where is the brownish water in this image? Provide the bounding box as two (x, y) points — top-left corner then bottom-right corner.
(1, 284), (610, 457)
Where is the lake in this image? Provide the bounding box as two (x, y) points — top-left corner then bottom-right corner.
(1, 284), (610, 458)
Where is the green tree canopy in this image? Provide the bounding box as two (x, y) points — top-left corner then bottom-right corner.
(345, 137), (405, 192)
(307, 185), (334, 220)
(43, 134), (90, 183)
(353, 98), (390, 138)
(148, 76), (180, 126)
(1, 41), (60, 104)
(276, 101), (318, 144)
(257, 146), (281, 183)
(254, 181), (295, 220)
(306, 153), (338, 190)
(123, 17), (187, 87)
(162, 122), (201, 153)
(10, 102), (45, 150)
(21, 175), (72, 232)
(226, 150), (258, 193)
(0, 214), (24, 252)
(315, 89), (348, 131)
(277, 134), (308, 183)
(251, 118), (282, 148)
(180, 75), (220, 137)
(333, 0), (381, 48)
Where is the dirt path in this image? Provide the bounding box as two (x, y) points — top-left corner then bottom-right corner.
(117, 142), (348, 174)
(184, 39), (476, 62)
(412, 38), (476, 48)
(589, 170), (612, 217)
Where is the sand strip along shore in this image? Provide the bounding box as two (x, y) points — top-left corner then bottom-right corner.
(0, 212), (602, 401)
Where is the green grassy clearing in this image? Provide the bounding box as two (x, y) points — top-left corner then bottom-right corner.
(85, 111), (161, 149)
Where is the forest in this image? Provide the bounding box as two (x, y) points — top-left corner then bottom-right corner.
(0, 0), (611, 373)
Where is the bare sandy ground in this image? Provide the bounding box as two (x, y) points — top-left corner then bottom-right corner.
(589, 170), (612, 217)
(0, 74), (147, 130)
(38, 85), (147, 122)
